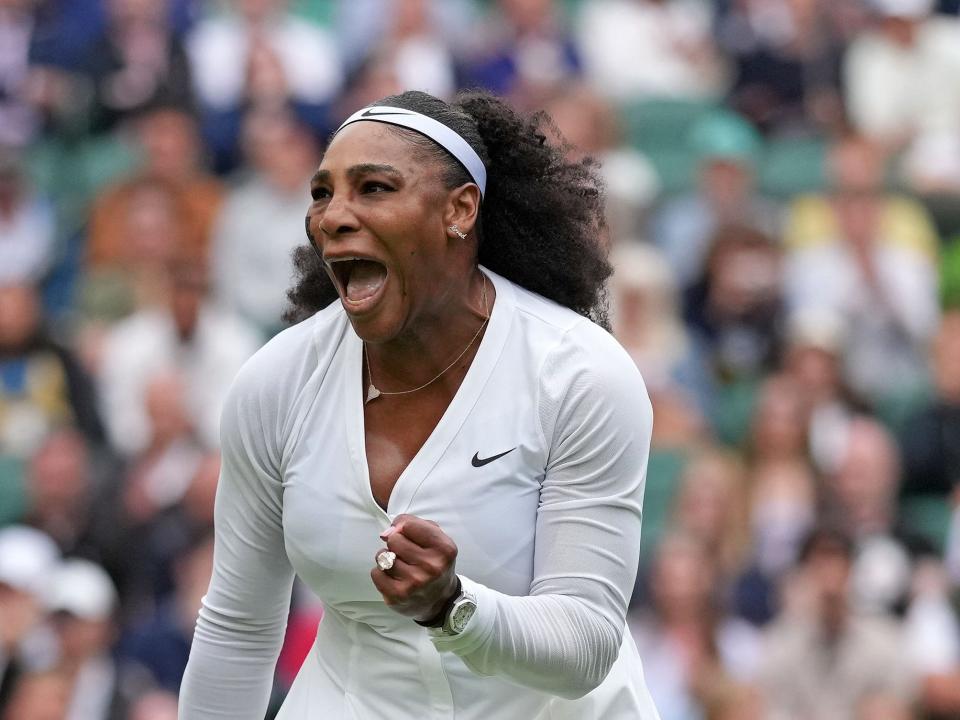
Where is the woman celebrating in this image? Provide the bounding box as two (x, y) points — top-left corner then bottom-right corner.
(179, 90), (659, 719)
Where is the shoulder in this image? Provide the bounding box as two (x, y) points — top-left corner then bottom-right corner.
(226, 303), (345, 417)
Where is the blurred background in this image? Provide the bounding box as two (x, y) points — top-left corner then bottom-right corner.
(0, 0), (959, 718)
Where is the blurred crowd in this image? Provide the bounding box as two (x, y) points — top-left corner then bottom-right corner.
(1, 0), (959, 718)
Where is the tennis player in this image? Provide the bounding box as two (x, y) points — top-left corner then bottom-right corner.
(178, 90), (660, 719)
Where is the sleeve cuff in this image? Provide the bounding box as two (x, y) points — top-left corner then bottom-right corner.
(428, 575), (496, 657)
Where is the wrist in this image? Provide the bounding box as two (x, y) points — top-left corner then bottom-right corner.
(414, 576), (461, 628)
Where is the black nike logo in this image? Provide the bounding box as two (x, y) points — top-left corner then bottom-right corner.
(361, 109), (414, 117)
(471, 448), (517, 467)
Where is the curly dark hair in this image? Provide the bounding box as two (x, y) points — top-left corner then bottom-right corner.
(285, 90), (611, 328)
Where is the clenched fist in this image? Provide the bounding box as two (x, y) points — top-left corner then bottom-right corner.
(371, 514), (459, 623)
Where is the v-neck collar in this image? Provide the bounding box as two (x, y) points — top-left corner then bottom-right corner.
(342, 267), (515, 521)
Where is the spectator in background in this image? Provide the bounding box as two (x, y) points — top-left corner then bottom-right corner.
(44, 559), (126, 720)
(782, 308), (868, 474)
(716, 0), (859, 135)
(351, 0), (457, 101)
(844, 0), (960, 151)
(900, 310), (960, 499)
(758, 525), (915, 719)
(629, 531), (760, 720)
(544, 84), (660, 240)
(87, 102), (223, 271)
(82, 176), (201, 322)
(21, 430), (121, 567)
(609, 243), (710, 410)
(0, 0), (41, 147)
(0, 283), (104, 457)
(121, 371), (204, 527)
(0, 669), (71, 720)
(186, 0), (342, 161)
(119, 531), (212, 694)
(136, 451), (218, 604)
(670, 449), (751, 584)
(210, 107), (319, 335)
(577, 0), (724, 101)
(822, 417), (931, 615)
(465, 0), (580, 104)
(651, 109), (780, 291)
(76, 0), (193, 135)
(784, 134), (941, 402)
(96, 261), (258, 456)
(0, 526), (59, 708)
(0, 147), (56, 285)
(684, 225), (785, 395)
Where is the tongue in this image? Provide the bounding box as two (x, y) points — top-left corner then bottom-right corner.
(346, 260), (387, 302)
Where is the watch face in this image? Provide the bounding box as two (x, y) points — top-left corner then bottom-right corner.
(449, 600), (476, 634)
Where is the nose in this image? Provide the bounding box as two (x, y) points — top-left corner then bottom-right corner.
(316, 191), (361, 240)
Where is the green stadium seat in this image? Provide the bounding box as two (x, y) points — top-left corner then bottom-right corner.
(759, 136), (828, 198)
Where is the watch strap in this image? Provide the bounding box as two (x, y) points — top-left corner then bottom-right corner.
(414, 576), (462, 628)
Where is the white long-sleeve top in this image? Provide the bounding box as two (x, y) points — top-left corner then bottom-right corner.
(178, 268), (660, 719)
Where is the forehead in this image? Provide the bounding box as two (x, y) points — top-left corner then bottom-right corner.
(321, 121), (439, 175)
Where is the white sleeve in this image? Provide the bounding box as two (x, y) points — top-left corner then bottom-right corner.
(431, 323), (652, 699)
(178, 361), (295, 719)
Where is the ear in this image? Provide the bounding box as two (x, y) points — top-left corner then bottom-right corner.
(442, 183), (481, 237)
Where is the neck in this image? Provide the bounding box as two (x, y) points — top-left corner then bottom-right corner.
(365, 269), (492, 395)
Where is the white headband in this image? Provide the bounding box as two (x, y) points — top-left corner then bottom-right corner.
(336, 106), (486, 197)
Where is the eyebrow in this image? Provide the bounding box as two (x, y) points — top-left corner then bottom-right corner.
(310, 164), (402, 186)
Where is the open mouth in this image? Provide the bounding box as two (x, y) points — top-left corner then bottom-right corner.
(327, 258), (389, 312)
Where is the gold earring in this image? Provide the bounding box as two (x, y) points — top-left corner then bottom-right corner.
(448, 225), (467, 239)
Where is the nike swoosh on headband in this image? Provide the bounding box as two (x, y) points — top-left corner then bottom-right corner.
(360, 109), (415, 117)
(336, 105), (487, 197)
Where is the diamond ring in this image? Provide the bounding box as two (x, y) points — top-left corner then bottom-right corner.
(376, 550), (397, 571)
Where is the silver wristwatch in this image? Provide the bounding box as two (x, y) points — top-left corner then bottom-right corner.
(439, 581), (477, 636)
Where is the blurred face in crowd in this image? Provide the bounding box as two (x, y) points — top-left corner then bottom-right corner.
(138, 108), (202, 181)
(674, 453), (744, 550)
(499, 0), (555, 33)
(545, 86), (617, 159)
(1, 671), (71, 720)
(830, 137), (885, 194)
(701, 159), (754, 212)
(880, 16), (922, 47)
(109, 0), (166, 27)
(392, 0), (431, 37)
(307, 121), (480, 345)
(751, 375), (808, 461)
(651, 534), (715, 621)
(0, 283), (40, 352)
(244, 110), (320, 194)
(28, 430), (91, 520)
(706, 229), (781, 318)
(240, 0), (283, 24)
(52, 611), (114, 665)
(829, 420), (899, 534)
(121, 182), (183, 267)
(933, 312), (960, 403)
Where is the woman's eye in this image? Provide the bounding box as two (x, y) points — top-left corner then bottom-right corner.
(311, 187), (330, 201)
(362, 182), (392, 194)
